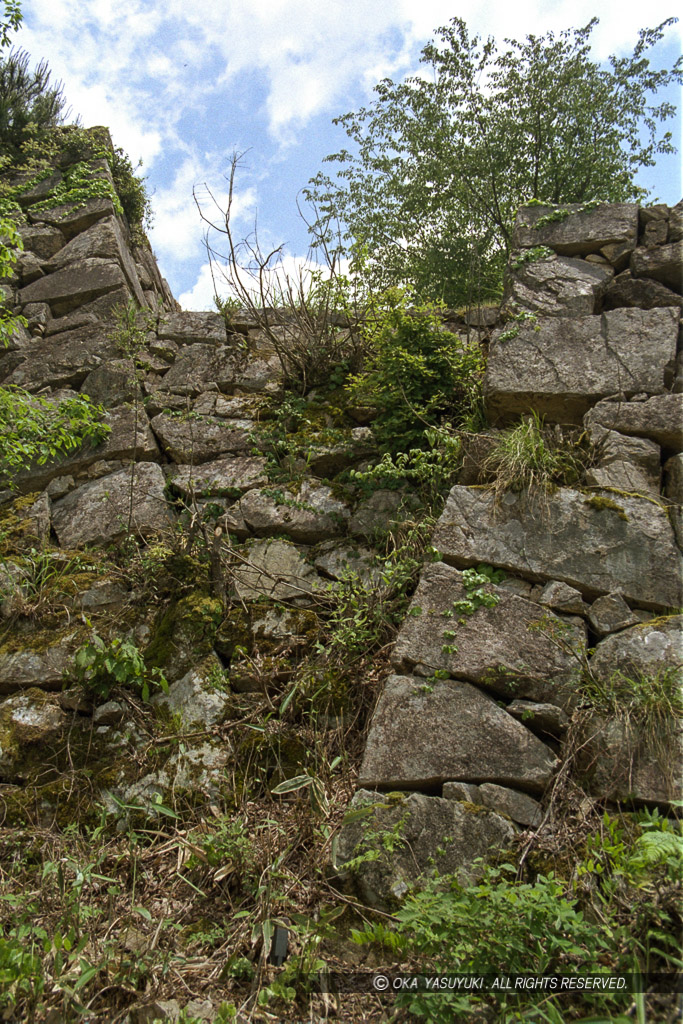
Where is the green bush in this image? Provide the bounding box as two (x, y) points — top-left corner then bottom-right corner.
(347, 293), (484, 454)
(73, 631), (168, 703)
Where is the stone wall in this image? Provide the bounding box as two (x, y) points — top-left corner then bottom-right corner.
(0, 156), (681, 913)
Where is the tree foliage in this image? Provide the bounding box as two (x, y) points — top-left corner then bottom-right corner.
(0, 47), (67, 158)
(307, 17), (682, 307)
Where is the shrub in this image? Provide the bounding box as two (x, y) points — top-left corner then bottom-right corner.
(73, 631), (168, 703)
(481, 410), (588, 498)
(0, 48), (67, 159)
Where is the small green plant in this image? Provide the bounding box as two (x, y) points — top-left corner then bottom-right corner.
(497, 308), (540, 342)
(73, 630), (168, 702)
(481, 411), (588, 499)
(511, 245), (555, 267)
(347, 293), (485, 454)
(0, 385), (110, 483)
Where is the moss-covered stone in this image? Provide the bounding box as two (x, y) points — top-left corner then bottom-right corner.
(145, 590), (224, 681)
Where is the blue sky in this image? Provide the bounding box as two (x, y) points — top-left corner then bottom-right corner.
(14, 0), (683, 310)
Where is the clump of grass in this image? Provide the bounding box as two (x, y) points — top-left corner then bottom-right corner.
(482, 411), (589, 501)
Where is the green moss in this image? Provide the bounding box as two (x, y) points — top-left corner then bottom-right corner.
(214, 608), (251, 660)
(145, 590), (223, 671)
(0, 493), (43, 554)
(584, 495), (628, 521)
(0, 622), (86, 657)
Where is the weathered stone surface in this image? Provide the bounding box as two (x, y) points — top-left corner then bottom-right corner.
(28, 196), (116, 238)
(43, 215), (145, 306)
(432, 486), (683, 610)
(585, 394), (683, 451)
(577, 714), (682, 805)
(477, 783), (543, 827)
(507, 700), (569, 735)
(669, 200), (683, 243)
(0, 322), (122, 389)
(18, 223), (65, 259)
(166, 456), (267, 498)
(348, 489), (417, 540)
(664, 454), (683, 503)
(314, 542), (382, 584)
(11, 402), (159, 493)
(52, 462), (170, 547)
(0, 688), (66, 776)
(150, 412), (252, 463)
(160, 344), (238, 394)
(230, 538), (318, 602)
(538, 581), (588, 615)
(306, 428), (377, 478)
(239, 482), (349, 544)
(16, 250), (44, 284)
(589, 616), (682, 685)
(92, 700), (125, 727)
(19, 258), (128, 312)
(157, 312), (227, 346)
(603, 270), (682, 310)
(80, 359), (139, 407)
(232, 351), (283, 393)
(588, 593), (639, 637)
(513, 203), (638, 257)
(359, 675), (559, 792)
(485, 308), (678, 425)
(505, 255), (612, 317)
(0, 632), (82, 693)
(585, 426), (661, 496)
(152, 656), (230, 729)
(392, 563), (584, 708)
(631, 241), (683, 293)
(333, 789), (515, 909)
(442, 781), (480, 802)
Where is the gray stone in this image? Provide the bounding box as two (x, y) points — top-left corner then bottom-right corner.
(18, 223), (65, 259)
(130, 999), (181, 1024)
(160, 343), (238, 394)
(584, 427), (661, 496)
(78, 581), (128, 611)
(631, 241), (682, 293)
(232, 352), (283, 393)
(642, 220), (669, 247)
(0, 632), (82, 694)
(230, 538), (318, 603)
(577, 714), (682, 805)
(52, 462), (170, 548)
(43, 216), (145, 307)
(664, 454), (683, 503)
(588, 593), (639, 637)
(589, 616), (682, 685)
(92, 701), (125, 726)
(0, 688), (66, 776)
(359, 675), (559, 792)
(538, 580), (588, 615)
(239, 481), (349, 544)
(152, 656), (230, 729)
(150, 412), (252, 463)
(0, 322), (122, 390)
(157, 312), (227, 346)
(602, 270), (682, 311)
(28, 196), (116, 238)
(16, 250), (44, 284)
(19, 258), (128, 314)
(442, 781), (480, 802)
(505, 255), (612, 317)
(432, 485), (683, 611)
(166, 456), (267, 499)
(485, 308), (678, 425)
(585, 394), (683, 451)
(333, 789), (515, 910)
(80, 359), (139, 407)
(477, 783), (543, 827)
(507, 700), (569, 735)
(348, 489), (416, 540)
(392, 563), (585, 708)
(512, 203), (638, 257)
(669, 200), (683, 243)
(306, 427), (377, 478)
(314, 542), (382, 584)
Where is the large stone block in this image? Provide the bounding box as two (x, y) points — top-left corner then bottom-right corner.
(165, 456), (267, 498)
(485, 308), (678, 425)
(333, 789), (515, 909)
(0, 322), (122, 390)
(44, 216), (145, 306)
(589, 616), (682, 685)
(512, 203), (638, 257)
(52, 462), (170, 547)
(19, 257), (128, 314)
(28, 196), (117, 239)
(602, 270), (682, 311)
(359, 675), (558, 792)
(150, 412), (252, 463)
(160, 344), (238, 394)
(392, 563), (584, 708)
(238, 482), (350, 544)
(631, 241), (683, 293)
(585, 394), (683, 452)
(505, 255), (612, 317)
(432, 486), (683, 610)
(156, 312), (227, 346)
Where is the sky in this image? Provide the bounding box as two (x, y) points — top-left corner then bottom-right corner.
(13, 0), (683, 311)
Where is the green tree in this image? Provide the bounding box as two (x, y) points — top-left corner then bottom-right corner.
(307, 17), (682, 307)
(0, 48), (68, 158)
